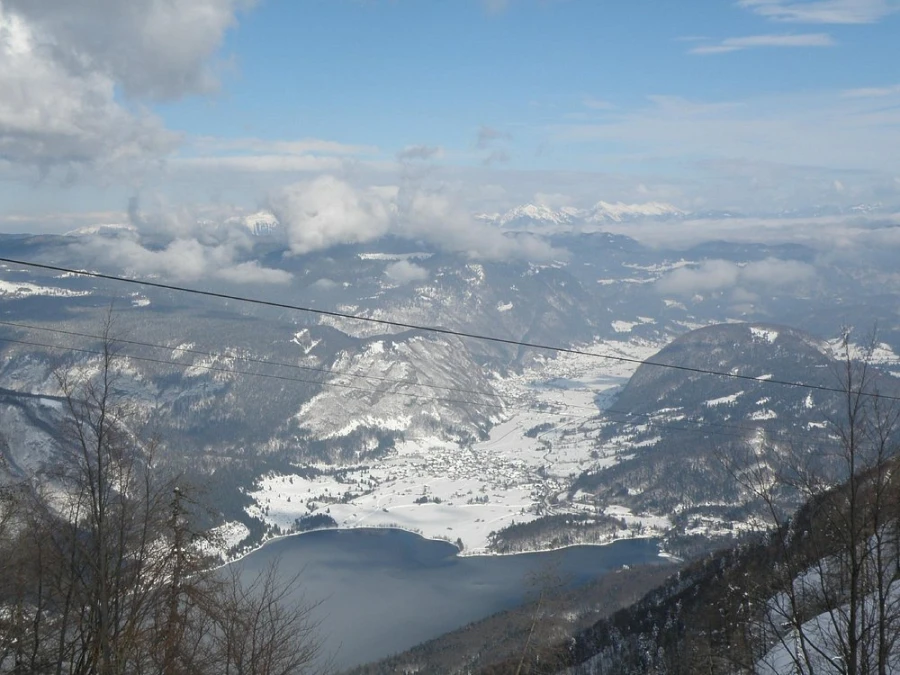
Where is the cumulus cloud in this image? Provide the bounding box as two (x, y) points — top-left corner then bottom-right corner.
(0, 0), (250, 177)
(0, 7), (178, 175)
(269, 175), (563, 261)
(384, 260), (430, 284)
(269, 176), (395, 255)
(76, 233), (292, 285)
(70, 201), (292, 285)
(4, 0), (253, 100)
(656, 258), (816, 296)
(396, 184), (562, 260)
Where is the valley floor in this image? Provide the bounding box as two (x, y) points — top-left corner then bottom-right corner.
(242, 337), (673, 555)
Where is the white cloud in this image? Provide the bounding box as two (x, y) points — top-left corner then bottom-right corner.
(740, 258), (818, 285)
(737, 0), (900, 24)
(657, 260), (741, 295)
(310, 278), (339, 291)
(0, 6), (178, 175)
(384, 260), (430, 284)
(67, 199), (293, 285)
(4, 0), (254, 100)
(269, 175), (562, 261)
(656, 258), (816, 295)
(842, 84), (900, 97)
(689, 33), (835, 54)
(269, 176), (396, 255)
(0, 0), (251, 177)
(396, 185), (562, 260)
(75, 233), (292, 285)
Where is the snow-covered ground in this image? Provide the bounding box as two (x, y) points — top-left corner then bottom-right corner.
(0, 279), (91, 298)
(246, 338), (670, 554)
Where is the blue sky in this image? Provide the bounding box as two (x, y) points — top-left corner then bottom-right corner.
(1, 0), (900, 232)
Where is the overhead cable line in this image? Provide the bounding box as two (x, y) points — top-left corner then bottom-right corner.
(0, 336), (580, 420)
(0, 336), (841, 447)
(0, 319), (567, 410)
(1, 257), (898, 403)
(0, 322), (847, 444)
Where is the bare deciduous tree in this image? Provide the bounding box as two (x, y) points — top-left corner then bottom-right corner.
(0, 314), (327, 674)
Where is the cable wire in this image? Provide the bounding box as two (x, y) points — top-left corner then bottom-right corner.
(0, 335), (841, 447)
(1, 256), (896, 402)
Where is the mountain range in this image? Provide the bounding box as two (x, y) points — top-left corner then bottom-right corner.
(1, 213), (900, 560)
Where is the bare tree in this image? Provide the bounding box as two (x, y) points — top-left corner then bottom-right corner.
(726, 330), (900, 675)
(207, 562), (326, 675)
(0, 313), (327, 674)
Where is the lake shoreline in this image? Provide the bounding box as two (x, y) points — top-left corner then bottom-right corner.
(226, 522), (670, 565)
(230, 527), (667, 669)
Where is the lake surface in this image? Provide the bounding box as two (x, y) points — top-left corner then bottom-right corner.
(234, 528), (664, 670)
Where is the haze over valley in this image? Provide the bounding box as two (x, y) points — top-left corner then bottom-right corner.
(2, 0), (900, 672)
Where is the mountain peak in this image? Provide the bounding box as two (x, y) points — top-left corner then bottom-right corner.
(586, 200), (685, 222)
(226, 210), (281, 236)
(477, 200), (686, 229)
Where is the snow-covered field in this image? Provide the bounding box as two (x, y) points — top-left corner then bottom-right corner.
(246, 338), (671, 554)
(0, 279), (91, 298)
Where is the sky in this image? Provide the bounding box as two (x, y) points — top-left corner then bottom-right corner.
(1, 0), (900, 235)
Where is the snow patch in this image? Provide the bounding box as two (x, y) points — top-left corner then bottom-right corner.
(357, 252), (433, 261)
(705, 391), (744, 407)
(0, 280), (92, 298)
(612, 320), (639, 333)
(750, 326), (779, 344)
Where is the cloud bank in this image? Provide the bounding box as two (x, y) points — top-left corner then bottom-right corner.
(656, 258), (817, 296)
(385, 261), (430, 284)
(269, 176), (563, 261)
(0, 0), (250, 176)
(72, 201), (292, 285)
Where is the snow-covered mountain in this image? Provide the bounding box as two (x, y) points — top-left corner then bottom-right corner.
(218, 209), (281, 235)
(477, 200), (685, 230)
(582, 200), (685, 222)
(64, 223), (137, 237)
(2, 221), (900, 556)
